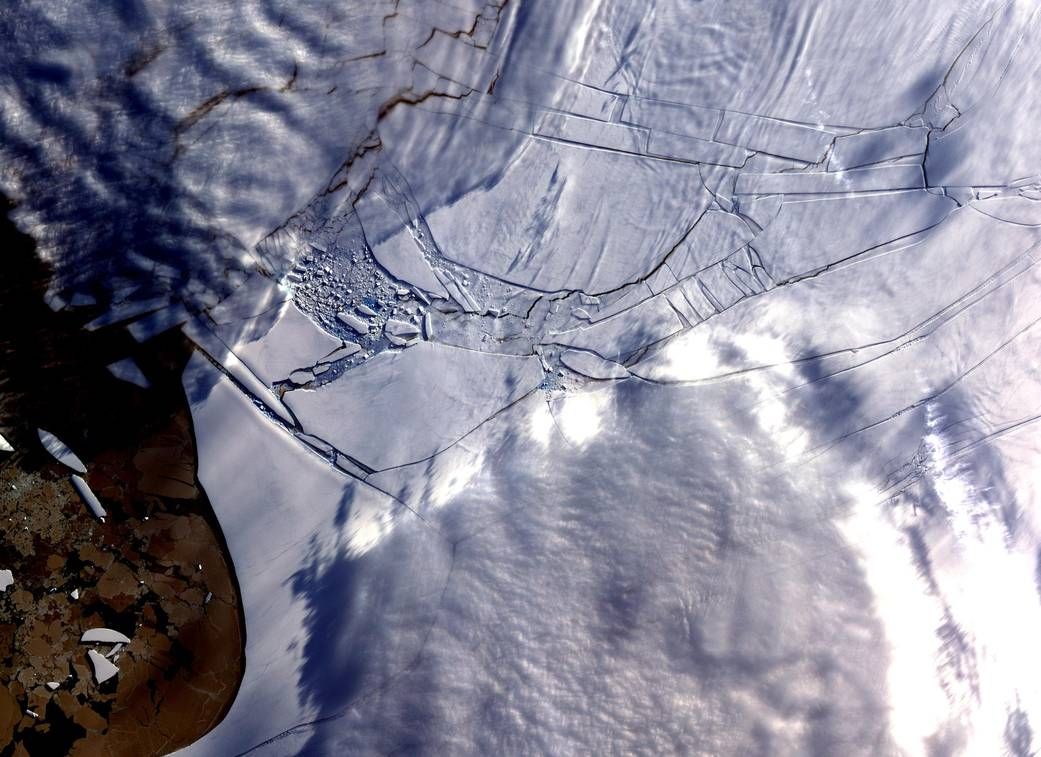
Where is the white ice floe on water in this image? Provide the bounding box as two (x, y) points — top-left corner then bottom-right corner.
(36, 429), (86, 474)
(80, 628), (131, 645)
(106, 357), (151, 389)
(86, 650), (119, 685)
(70, 475), (107, 521)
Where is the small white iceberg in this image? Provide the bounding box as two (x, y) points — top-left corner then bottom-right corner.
(87, 650), (119, 684)
(0, 433), (12, 453)
(80, 628), (131, 645)
(0, 570), (13, 592)
(106, 357), (151, 389)
(71, 476), (107, 521)
(37, 429), (86, 474)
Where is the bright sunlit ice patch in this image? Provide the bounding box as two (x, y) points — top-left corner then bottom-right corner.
(551, 387), (613, 446)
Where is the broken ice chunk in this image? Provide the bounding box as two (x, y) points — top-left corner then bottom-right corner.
(87, 649), (119, 684)
(70, 476), (107, 521)
(560, 350), (630, 380)
(80, 628), (132, 644)
(385, 319), (421, 347)
(320, 343), (362, 364)
(69, 292), (97, 307)
(127, 302), (191, 342)
(106, 358), (151, 389)
(70, 588), (80, 600)
(0, 570), (12, 592)
(287, 370), (314, 385)
(45, 682), (59, 691)
(0, 434), (11, 453)
(357, 304), (378, 317)
(336, 311), (371, 335)
(105, 643), (124, 659)
(37, 429), (86, 474)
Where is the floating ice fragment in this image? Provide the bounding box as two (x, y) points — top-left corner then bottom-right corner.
(357, 304), (378, 317)
(45, 682), (59, 691)
(319, 343), (361, 364)
(105, 643), (124, 659)
(80, 628), (131, 645)
(71, 476), (106, 520)
(37, 429), (86, 473)
(0, 570), (12, 592)
(385, 319), (421, 346)
(68, 292), (97, 307)
(86, 650), (119, 684)
(106, 358), (151, 389)
(287, 370), (313, 385)
(70, 588), (79, 600)
(0, 434), (11, 453)
(336, 311), (370, 335)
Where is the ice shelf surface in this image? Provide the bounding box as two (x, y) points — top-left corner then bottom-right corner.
(3, 1), (1041, 755)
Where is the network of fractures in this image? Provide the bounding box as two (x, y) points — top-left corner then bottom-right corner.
(2, 1), (1041, 754)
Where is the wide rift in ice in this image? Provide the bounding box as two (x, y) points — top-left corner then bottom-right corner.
(3, 0), (1041, 754)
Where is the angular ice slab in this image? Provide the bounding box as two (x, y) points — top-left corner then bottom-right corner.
(71, 476), (107, 521)
(106, 358), (151, 389)
(80, 628), (132, 645)
(86, 650), (119, 685)
(36, 429), (86, 474)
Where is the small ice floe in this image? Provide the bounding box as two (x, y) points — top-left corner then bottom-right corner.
(356, 304), (378, 317)
(69, 292), (97, 308)
(86, 650), (119, 684)
(26, 709), (39, 718)
(71, 476), (107, 521)
(37, 429), (86, 473)
(70, 588), (80, 600)
(0, 570), (13, 592)
(80, 628), (131, 645)
(336, 311), (370, 335)
(319, 342), (361, 364)
(106, 357), (151, 389)
(385, 319), (421, 347)
(105, 643), (124, 659)
(45, 682), (59, 691)
(0, 433), (12, 453)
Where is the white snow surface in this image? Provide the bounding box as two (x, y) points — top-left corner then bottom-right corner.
(2, 1), (1041, 755)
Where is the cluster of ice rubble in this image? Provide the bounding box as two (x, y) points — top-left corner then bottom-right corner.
(2, 0), (1041, 754)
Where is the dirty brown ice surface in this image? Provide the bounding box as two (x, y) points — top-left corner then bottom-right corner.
(0, 203), (244, 755)
(2, 1), (1041, 755)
